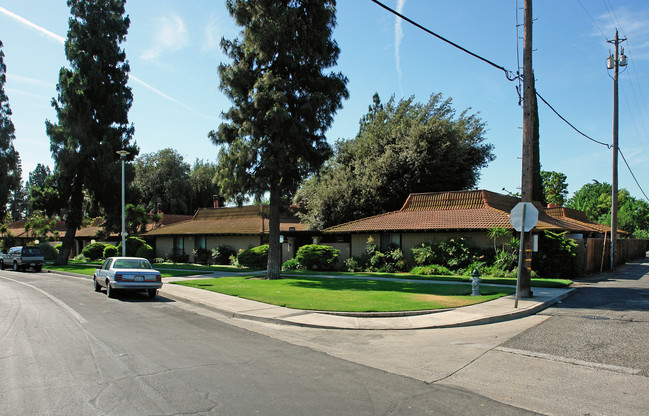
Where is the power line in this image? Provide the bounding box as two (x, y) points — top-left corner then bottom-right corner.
(369, 0), (648, 200)
(368, 0), (518, 81)
(535, 92), (611, 148)
(619, 149), (649, 200)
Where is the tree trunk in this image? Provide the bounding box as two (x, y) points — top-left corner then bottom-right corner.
(53, 179), (84, 266)
(266, 183), (281, 279)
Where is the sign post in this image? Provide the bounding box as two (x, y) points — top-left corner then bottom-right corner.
(510, 202), (539, 307)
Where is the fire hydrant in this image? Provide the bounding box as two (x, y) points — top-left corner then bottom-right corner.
(471, 269), (481, 296)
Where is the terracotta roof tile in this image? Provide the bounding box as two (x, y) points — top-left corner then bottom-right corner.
(324, 190), (611, 234)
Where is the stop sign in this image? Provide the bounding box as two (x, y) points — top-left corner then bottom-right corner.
(510, 202), (539, 232)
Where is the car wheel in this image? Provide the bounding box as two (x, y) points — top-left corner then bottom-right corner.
(35, 265), (42, 273)
(13, 262), (19, 272)
(147, 289), (157, 299)
(106, 282), (115, 298)
(0, 260), (4, 270)
(94, 277), (101, 292)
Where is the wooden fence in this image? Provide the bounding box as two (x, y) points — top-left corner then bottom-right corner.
(575, 238), (649, 275)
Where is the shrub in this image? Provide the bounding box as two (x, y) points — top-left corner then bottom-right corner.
(82, 242), (108, 260)
(135, 244), (155, 261)
(237, 245), (268, 269)
(103, 244), (118, 258)
(532, 231), (579, 278)
(282, 258), (301, 271)
(74, 253), (89, 262)
(411, 238), (485, 271)
(212, 245), (236, 265)
(344, 257), (362, 272)
(116, 236), (146, 257)
(192, 248), (210, 264)
(171, 252), (189, 263)
(295, 244), (339, 271)
(38, 242), (58, 261)
(409, 265), (454, 276)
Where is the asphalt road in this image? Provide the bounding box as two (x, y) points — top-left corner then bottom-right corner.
(503, 261), (649, 378)
(0, 269), (538, 416)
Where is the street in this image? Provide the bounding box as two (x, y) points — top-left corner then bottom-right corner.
(0, 269), (534, 415)
(2, 261), (648, 415)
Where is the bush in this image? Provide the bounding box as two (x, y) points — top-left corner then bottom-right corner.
(409, 265), (454, 276)
(282, 258), (301, 271)
(116, 236), (146, 257)
(82, 242), (108, 260)
(74, 253), (89, 262)
(192, 248), (210, 265)
(411, 238), (485, 271)
(103, 244), (118, 258)
(344, 257), (362, 272)
(212, 245), (236, 265)
(295, 244), (339, 271)
(135, 244), (155, 261)
(237, 245), (268, 269)
(38, 242), (58, 261)
(532, 231), (579, 278)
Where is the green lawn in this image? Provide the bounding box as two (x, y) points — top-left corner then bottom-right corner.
(44, 262), (210, 278)
(172, 275), (516, 312)
(281, 270), (573, 288)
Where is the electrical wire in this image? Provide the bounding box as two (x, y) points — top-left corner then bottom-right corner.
(535, 91), (612, 149)
(369, 0), (648, 200)
(368, 0), (518, 81)
(619, 149), (649, 200)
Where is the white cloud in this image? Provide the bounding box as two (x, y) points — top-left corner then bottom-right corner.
(141, 14), (189, 61)
(394, 0), (406, 95)
(598, 6), (649, 60)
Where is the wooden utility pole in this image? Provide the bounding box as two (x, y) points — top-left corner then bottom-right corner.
(519, 0), (534, 297)
(607, 29), (626, 270)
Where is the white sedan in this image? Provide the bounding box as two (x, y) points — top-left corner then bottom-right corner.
(93, 257), (163, 299)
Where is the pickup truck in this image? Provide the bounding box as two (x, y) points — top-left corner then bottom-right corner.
(0, 246), (45, 272)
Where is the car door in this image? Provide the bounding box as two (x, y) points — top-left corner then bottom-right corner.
(97, 258), (112, 284)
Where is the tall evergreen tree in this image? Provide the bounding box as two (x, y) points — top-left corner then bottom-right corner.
(0, 40), (22, 222)
(212, 0), (348, 279)
(46, 0), (137, 264)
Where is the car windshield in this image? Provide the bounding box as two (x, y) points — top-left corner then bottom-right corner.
(112, 259), (152, 269)
(23, 248), (43, 256)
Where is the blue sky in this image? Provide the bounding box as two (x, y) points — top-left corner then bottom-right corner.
(2, 0), (649, 202)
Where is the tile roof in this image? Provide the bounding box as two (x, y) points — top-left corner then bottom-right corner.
(143, 205), (309, 236)
(324, 190), (612, 234)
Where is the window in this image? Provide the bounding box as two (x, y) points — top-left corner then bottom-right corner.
(195, 235), (206, 250)
(381, 233), (400, 251)
(173, 236), (184, 256)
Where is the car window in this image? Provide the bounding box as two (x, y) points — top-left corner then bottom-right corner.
(23, 248), (43, 256)
(113, 259), (151, 269)
(102, 259), (112, 270)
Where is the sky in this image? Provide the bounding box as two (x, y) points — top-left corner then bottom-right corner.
(2, 0), (649, 203)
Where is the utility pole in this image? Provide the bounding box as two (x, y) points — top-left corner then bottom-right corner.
(607, 30), (627, 270)
(518, 0), (534, 297)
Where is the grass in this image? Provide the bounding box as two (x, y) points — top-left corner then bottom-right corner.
(172, 275), (516, 312)
(152, 263), (252, 273)
(43, 262), (211, 278)
(281, 270), (573, 288)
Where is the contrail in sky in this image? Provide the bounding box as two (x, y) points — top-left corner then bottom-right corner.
(0, 6), (218, 121)
(394, 0), (406, 96)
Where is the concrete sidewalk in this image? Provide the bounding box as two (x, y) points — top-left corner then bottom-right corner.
(159, 276), (575, 330)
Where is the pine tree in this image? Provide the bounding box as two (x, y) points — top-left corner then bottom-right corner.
(0, 41), (22, 222)
(212, 0), (348, 279)
(46, 0), (137, 264)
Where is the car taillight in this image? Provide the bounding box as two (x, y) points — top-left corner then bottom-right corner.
(115, 273), (123, 281)
(155, 274), (161, 282)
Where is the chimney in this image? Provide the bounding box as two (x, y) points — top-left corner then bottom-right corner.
(213, 195), (220, 208)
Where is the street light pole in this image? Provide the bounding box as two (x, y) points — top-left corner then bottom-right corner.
(116, 150), (130, 257)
